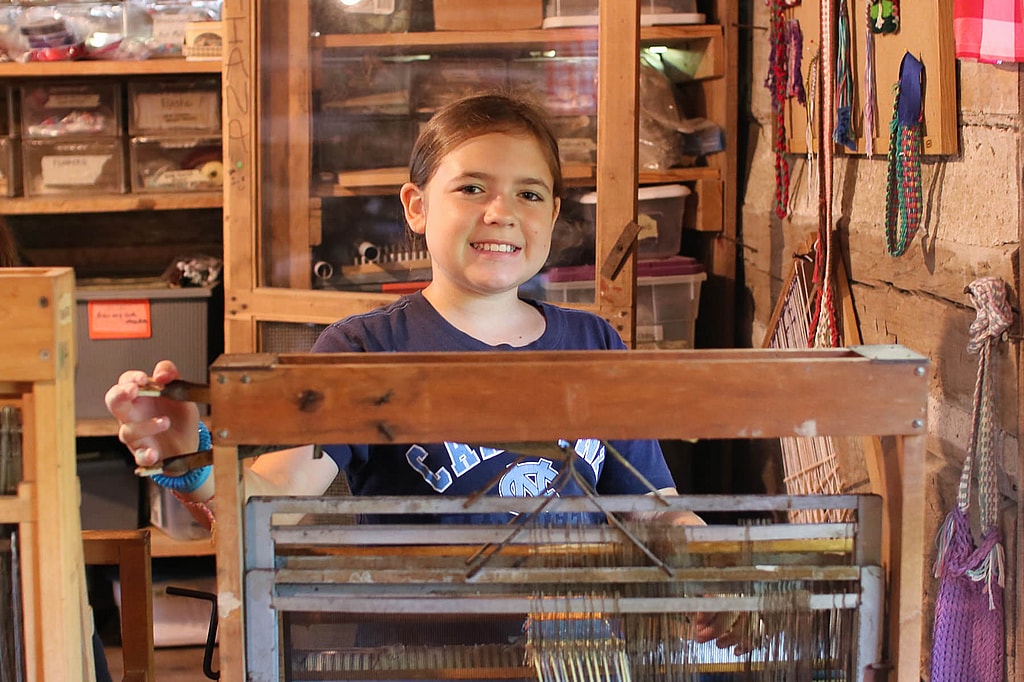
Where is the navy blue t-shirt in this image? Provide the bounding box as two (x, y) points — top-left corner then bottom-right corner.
(311, 292), (674, 517)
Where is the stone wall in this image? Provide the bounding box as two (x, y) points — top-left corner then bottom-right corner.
(740, 5), (1022, 678)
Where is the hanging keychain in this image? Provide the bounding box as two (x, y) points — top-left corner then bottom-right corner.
(883, 52), (923, 257)
(869, 0), (899, 33)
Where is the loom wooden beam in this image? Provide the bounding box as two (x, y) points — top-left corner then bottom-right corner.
(207, 347), (928, 445)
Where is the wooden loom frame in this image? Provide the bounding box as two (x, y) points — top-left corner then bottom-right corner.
(205, 345), (929, 682)
(0, 267), (95, 681)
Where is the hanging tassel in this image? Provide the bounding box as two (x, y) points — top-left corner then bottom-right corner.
(832, 106), (855, 151)
(932, 509), (957, 577)
(863, 0), (877, 156)
(832, 0), (857, 151)
(963, 538), (1005, 610)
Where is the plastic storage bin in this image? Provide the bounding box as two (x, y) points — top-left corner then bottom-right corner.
(19, 81), (122, 138)
(130, 136), (223, 192)
(128, 78), (222, 135)
(21, 137), (126, 196)
(434, 0), (543, 30)
(0, 85), (14, 138)
(310, 0), (412, 34)
(542, 0), (704, 27)
(148, 480), (211, 541)
(0, 137), (20, 196)
(412, 58), (508, 115)
(316, 114), (413, 173)
(550, 115), (597, 164)
(541, 256), (706, 349)
(319, 56), (412, 116)
(579, 184), (690, 259)
(74, 285), (212, 419)
(78, 453), (141, 530)
(507, 56), (598, 116)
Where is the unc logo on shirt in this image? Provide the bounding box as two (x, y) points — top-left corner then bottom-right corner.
(404, 439), (605, 495)
(498, 459), (559, 497)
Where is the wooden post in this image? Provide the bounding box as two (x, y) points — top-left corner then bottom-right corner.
(0, 267), (93, 682)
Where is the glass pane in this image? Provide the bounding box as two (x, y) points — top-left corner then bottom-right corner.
(252, 1), (723, 350)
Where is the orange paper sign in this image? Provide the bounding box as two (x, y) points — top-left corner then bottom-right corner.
(88, 300), (153, 340)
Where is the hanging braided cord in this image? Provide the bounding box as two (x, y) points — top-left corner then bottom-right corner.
(785, 20), (806, 105)
(883, 82), (923, 256)
(863, 0), (877, 156)
(934, 278), (1011, 606)
(765, 0), (790, 219)
(804, 51), (820, 208)
(808, 0), (840, 348)
(832, 0), (856, 151)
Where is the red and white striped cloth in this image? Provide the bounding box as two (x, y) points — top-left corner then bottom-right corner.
(954, 0), (1024, 63)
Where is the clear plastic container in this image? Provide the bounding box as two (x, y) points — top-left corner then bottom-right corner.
(149, 481), (211, 541)
(542, 0), (703, 27)
(434, 0), (543, 30)
(130, 136), (223, 192)
(20, 81), (122, 138)
(310, 0), (412, 35)
(128, 78), (222, 135)
(318, 55), (412, 116)
(541, 257), (707, 349)
(142, 0), (222, 56)
(315, 115), (413, 174)
(22, 137), (126, 196)
(579, 184), (690, 259)
(0, 137), (20, 197)
(507, 56), (598, 116)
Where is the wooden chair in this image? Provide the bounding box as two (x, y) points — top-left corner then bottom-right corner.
(82, 529), (155, 682)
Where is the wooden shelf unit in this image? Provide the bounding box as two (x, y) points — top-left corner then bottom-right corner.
(0, 191), (222, 215)
(0, 58), (221, 78)
(221, 0), (738, 351)
(0, 57), (225, 435)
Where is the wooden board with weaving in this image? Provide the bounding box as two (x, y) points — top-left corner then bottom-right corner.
(202, 347), (929, 682)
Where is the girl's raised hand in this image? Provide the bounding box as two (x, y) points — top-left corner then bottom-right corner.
(104, 359), (201, 468)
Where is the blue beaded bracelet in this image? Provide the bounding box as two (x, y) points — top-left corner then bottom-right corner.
(151, 421), (213, 493)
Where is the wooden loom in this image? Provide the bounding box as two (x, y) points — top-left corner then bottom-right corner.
(0, 267), (96, 682)
(203, 347), (928, 682)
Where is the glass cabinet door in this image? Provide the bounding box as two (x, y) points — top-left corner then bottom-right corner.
(223, 0), (733, 353)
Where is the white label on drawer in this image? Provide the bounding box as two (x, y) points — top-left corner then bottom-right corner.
(148, 168), (210, 190)
(46, 93), (102, 109)
(637, 324), (665, 342)
(135, 92), (219, 130)
(637, 212), (660, 241)
(151, 15), (190, 46)
(41, 155), (110, 186)
(344, 0), (395, 15)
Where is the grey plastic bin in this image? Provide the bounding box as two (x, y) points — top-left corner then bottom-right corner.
(75, 285), (212, 419)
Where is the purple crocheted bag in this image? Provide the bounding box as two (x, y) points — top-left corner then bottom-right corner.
(930, 508), (1004, 682)
(930, 277), (1009, 682)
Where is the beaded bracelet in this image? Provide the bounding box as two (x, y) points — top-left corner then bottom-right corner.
(151, 421), (213, 493)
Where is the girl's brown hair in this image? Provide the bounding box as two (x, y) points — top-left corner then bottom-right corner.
(408, 92), (564, 200)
